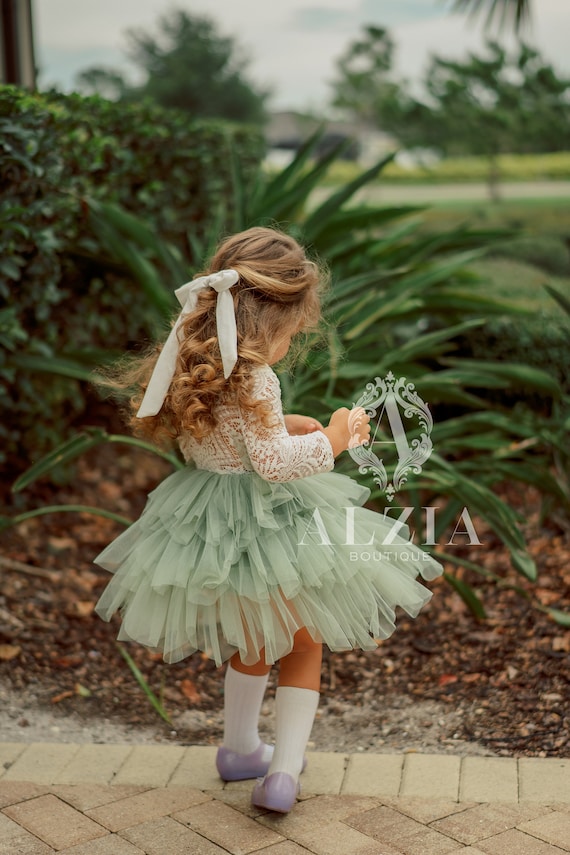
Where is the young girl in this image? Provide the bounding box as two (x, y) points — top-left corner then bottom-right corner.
(95, 226), (442, 814)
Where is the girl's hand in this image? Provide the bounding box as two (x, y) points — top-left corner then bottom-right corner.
(284, 414), (324, 436)
(323, 407), (370, 457)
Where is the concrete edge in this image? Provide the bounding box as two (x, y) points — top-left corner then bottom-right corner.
(0, 744), (568, 805)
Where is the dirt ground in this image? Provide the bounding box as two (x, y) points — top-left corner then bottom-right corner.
(1, 446), (569, 758)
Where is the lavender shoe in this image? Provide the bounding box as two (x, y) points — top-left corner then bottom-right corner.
(216, 743), (308, 782)
(252, 772), (299, 813)
(216, 743), (273, 781)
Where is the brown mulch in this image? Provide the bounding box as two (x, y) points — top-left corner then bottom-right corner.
(1, 445), (569, 758)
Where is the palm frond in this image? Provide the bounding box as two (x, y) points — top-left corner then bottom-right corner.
(450, 0), (531, 32)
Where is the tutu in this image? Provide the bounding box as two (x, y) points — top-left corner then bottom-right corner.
(95, 467), (442, 666)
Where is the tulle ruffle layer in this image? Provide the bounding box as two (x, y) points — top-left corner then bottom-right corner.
(95, 468), (442, 665)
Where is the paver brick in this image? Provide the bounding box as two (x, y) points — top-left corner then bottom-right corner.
(58, 834), (145, 854)
(342, 753), (404, 797)
(460, 757), (518, 803)
(2, 744), (569, 855)
(257, 794), (380, 837)
(111, 744), (185, 787)
(167, 745), (221, 790)
(254, 842), (314, 854)
(212, 784), (268, 818)
(282, 818), (392, 855)
(0, 742), (27, 778)
(401, 753), (461, 801)
(382, 795), (474, 824)
(396, 827), (463, 855)
(517, 810), (570, 851)
(3, 793), (108, 850)
(54, 743), (133, 785)
(431, 803), (552, 845)
(346, 803), (425, 838)
(519, 759), (570, 804)
(476, 827), (568, 854)
(121, 815), (229, 854)
(345, 803), (458, 852)
(85, 785), (210, 831)
(176, 798), (284, 854)
(301, 751), (346, 795)
(3, 742), (81, 784)
(444, 849), (489, 855)
(0, 811), (55, 854)
(52, 783), (149, 812)
(0, 780), (48, 808)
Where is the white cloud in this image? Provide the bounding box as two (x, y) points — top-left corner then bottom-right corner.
(34, 0), (570, 110)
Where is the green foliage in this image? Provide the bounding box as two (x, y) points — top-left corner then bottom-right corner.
(492, 235), (570, 277)
(0, 85), (263, 470)
(417, 200), (570, 400)
(420, 42), (570, 158)
(9, 131), (569, 627)
(450, 0), (531, 32)
(221, 137), (568, 621)
(117, 645), (172, 724)
(75, 8), (268, 124)
(331, 26), (400, 125)
(330, 29), (570, 161)
(468, 310), (570, 399)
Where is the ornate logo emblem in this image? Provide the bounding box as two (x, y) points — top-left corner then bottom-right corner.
(348, 372), (433, 501)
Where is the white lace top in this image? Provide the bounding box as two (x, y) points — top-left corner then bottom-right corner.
(178, 364), (335, 482)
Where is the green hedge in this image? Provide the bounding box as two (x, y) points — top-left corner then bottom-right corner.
(457, 312), (570, 406)
(0, 87), (264, 472)
(491, 236), (570, 277)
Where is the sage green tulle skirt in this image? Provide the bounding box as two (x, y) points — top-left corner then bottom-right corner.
(94, 468), (442, 666)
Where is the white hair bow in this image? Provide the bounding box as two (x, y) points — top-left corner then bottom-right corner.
(136, 268), (240, 418)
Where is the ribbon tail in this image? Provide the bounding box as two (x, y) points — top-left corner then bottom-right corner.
(136, 319), (182, 418)
(217, 289), (238, 379)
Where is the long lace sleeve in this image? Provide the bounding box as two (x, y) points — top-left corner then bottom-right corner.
(241, 366), (335, 483)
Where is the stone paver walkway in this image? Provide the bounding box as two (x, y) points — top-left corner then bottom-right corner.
(1, 743), (569, 854)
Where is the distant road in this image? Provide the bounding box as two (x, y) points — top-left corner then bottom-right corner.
(354, 181), (570, 204)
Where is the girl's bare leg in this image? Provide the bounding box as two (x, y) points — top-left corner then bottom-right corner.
(277, 626), (322, 691)
(230, 651), (271, 677)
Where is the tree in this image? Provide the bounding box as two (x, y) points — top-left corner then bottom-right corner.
(332, 26), (397, 124)
(331, 31), (570, 196)
(450, 0), (531, 33)
(75, 67), (129, 101)
(418, 41), (570, 197)
(74, 9), (268, 124)
(330, 25), (423, 143)
(423, 42), (570, 158)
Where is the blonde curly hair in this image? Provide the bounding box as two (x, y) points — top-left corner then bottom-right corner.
(110, 226), (326, 447)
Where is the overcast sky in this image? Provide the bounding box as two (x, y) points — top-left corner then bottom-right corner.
(34, 0), (570, 111)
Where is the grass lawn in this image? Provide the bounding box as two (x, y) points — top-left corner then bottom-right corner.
(421, 196), (570, 234)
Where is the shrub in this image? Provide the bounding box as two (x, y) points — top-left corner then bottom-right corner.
(0, 86), (264, 471)
(457, 311), (570, 403)
(491, 236), (570, 277)
(7, 136), (569, 624)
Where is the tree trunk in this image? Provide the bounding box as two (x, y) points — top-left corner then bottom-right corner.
(487, 153), (502, 202)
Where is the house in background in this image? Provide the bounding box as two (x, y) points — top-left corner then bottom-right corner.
(266, 110), (397, 168)
(0, 0), (36, 88)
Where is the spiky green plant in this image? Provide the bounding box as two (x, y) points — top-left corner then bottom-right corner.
(8, 132), (569, 626)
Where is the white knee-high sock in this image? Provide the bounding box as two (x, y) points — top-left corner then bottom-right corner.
(222, 664), (271, 755)
(268, 686), (319, 779)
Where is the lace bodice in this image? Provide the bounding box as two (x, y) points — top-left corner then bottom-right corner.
(178, 364), (335, 482)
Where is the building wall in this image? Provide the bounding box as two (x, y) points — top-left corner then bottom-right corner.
(0, 0), (36, 87)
